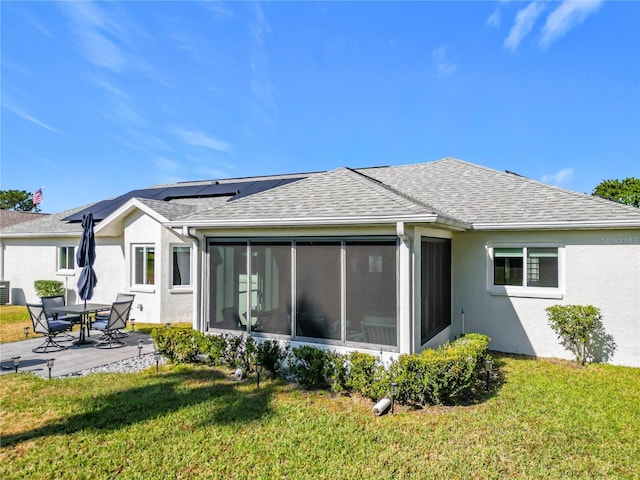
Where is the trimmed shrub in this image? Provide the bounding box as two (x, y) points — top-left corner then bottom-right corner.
(389, 333), (490, 405)
(151, 327), (492, 406)
(545, 304), (605, 365)
(220, 334), (257, 371)
(196, 333), (228, 366)
(151, 328), (201, 364)
(34, 280), (64, 298)
(345, 351), (388, 401)
(256, 339), (288, 378)
(289, 345), (336, 388)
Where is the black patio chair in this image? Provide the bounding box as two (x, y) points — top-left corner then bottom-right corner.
(93, 293), (135, 338)
(27, 303), (73, 353)
(41, 295), (80, 339)
(91, 301), (132, 349)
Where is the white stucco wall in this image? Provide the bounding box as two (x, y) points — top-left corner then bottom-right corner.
(123, 211), (162, 324)
(160, 224), (193, 324)
(122, 211), (193, 324)
(1, 237), (124, 305)
(452, 230), (640, 367)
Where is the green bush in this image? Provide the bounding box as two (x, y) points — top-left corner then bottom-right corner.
(345, 351), (388, 401)
(289, 345), (336, 388)
(196, 333), (229, 366)
(220, 334), (257, 371)
(151, 328), (200, 363)
(546, 304), (603, 365)
(256, 339), (288, 378)
(34, 280), (64, 298)
(151, 327), (491, 405)
(389, 334), (490, 406)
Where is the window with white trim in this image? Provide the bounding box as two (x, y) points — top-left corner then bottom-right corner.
(172, 245), (191, 287)
(133, 245), (155, 285)
(58, 246), (75, 271)
(489, 244), (563, 298)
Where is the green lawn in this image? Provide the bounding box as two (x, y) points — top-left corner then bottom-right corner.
(1, 354), (638, 479)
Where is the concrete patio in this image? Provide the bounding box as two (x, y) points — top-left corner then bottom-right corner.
(0, 330), (155, 379)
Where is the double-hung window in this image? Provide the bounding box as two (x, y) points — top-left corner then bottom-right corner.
(133, 245), (155, 286)
(489, 244), (563, 298)
(172, 245), (191, 287)
(58, 246), (75, 272)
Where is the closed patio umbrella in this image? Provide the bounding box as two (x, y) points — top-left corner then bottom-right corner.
(76, 213), (97, 305)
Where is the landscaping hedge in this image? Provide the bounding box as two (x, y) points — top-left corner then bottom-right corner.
(152, 328), (491, 406)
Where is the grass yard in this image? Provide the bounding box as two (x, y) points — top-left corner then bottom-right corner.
(1, 354), (638, 479)
(0, 305), (190, 343)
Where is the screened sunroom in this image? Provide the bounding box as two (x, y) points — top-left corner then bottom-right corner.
(204, 235), (452, 353)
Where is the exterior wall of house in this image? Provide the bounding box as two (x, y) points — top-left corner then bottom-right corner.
(159, 225), (193, 324)
(451, 229), (640, 367)
(123, 211), (163, 323)
(1, 236), (124, 305)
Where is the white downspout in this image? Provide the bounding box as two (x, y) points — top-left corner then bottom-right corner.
(397, 222), (412, 354)
(182, 226), (203, 332)
(0, 241), (4, 281)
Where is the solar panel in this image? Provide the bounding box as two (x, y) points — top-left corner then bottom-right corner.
(63, 177), (304, 222)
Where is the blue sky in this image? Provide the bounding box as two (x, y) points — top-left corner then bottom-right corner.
(2, 1), (639, 214)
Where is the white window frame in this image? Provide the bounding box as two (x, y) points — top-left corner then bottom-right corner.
(487, 243), (565, 299)
(57, 246), (75, 273)
(132, 244), (155, 288)
(170, 244), (192, 290)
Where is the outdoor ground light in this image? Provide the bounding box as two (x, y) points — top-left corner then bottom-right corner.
(165, 322), (171, 329)
(390, 382), (398, 415)
(47, 358), (55, 379)
(154, 351), (162, 373)
(130, 319), (136, 331)
(24, 326), (30, 339)
(138, 339), (144, 358)
(255, 362), (263, 389)
(12, 356), (21, 373)
(485, 359), (494, 390)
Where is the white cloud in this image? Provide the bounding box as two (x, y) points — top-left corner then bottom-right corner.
(486, 8), (501, 28)
(173, 129), (231, 153)
(542, 167), (575, 186)
(504, 2), (546, 52)
(153, 156), (181, 172)
(540, 0), (603, 48)
(3, 104), (59, 133)
(433, 46), (458, 79)
(58, 2), (127, 72)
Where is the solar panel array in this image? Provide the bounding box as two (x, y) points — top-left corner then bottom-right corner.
(63, 177), (303, 222)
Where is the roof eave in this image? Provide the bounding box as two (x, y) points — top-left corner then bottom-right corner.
(0, 232), (81, 239)
(95, 198), (170, 237)
(166, 214), (470, 230)
(472, 219), (640, 231)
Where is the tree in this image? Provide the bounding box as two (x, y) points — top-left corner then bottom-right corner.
(592, 178), (640, 207)
(0, 189), (40, 212)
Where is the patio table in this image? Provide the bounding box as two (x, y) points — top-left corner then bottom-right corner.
(48, 303), (111, 346)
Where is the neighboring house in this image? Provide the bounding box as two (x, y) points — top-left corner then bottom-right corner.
(0, 210), (47, 228)
(1, 158), (639, 366)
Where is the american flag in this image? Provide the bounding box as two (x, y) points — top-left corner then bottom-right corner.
(33, 188), (43, 205)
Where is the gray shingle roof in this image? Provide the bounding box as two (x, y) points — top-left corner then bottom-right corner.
(0, 205), (89, 236)
(2, 158), (639, 236)
(179, 167), (437, 223)
(359, 158), (640, 225)
(0, 211), (48, 228)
